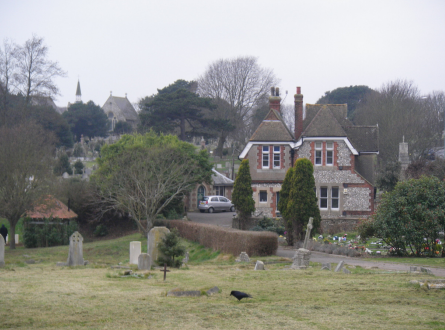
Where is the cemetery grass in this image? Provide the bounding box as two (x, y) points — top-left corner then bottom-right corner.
(1, 236), (445, 329)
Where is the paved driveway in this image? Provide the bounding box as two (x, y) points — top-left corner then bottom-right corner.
(186, 210), (234, 228)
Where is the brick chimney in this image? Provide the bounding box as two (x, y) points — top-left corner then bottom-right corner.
(269, 86), (281, 112)
(294, 87), (303, 140)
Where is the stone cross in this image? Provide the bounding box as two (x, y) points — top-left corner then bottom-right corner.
(303, 217), (314, 250)
(67, 231), (84, 266)
(160, 263), (170, 281)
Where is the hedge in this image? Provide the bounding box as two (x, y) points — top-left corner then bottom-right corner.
(162, 220), (278, 256)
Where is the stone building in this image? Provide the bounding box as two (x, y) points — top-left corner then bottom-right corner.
(239, 86), (379, 231)
(102, 93), (139, 131)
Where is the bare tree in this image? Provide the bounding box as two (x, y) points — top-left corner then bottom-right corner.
(0, 122), (56, 249)
(0, 39), (17, 123)
(13, 35), (66, 105)
(354, 80), (444, 166)
(93, 146), (205, 235)
(197, 56), (278, 155)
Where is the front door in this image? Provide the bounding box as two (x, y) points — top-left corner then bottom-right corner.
(197, 186), (205, 208)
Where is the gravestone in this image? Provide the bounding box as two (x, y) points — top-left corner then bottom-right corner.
(0, 236), (4, 267)
(343, 268), (351, 274)
(236, 252), (250, 262)
(254, 260), (265, 270)
(225, 162), (230, 168)
(206, 286), (219, 296)
(67, 231), (84, 266)
(62, 172), (70, 179)
(291, 217), (313, 269)
(321, 263), (331, 271)
(216, 164), (222, 168)
(334, 260), (344, 272)
(182, 251), (189, 264)
(410, 266), (418, 272)
(147, 227), (170, 265)
(421, 267), (433, 274)
(130, 241), (141, 265)
(138, 253), (151, 270)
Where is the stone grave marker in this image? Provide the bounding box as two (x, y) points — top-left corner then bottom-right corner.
(291, 217), (313, 269)
(147, 227), (170, 265)
(334, 260), (344, 272)
(216, 164), (222, 168)
(138, 253), (151, 270)
(343, 268), (351, 274)
(410, 266), (418, 272)
(67, 231), (84, 266)
(130, 241), (141, 265)
(182, 251), (189, 264)
(206, 286), (219, 296)
(254, 260), (265, 270)
(225, 162), (230, 168)
(321, 263), (331, 271)
(236, 252), (250, 262)
(0, 236), (4, 267)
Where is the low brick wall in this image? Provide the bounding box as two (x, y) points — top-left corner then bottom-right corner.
(320, 218), (360, 235)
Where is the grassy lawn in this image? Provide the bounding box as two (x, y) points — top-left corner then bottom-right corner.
(1, 234), (445, 329)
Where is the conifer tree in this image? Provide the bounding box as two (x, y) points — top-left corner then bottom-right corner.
(232, 159), (255, 229)
(277, 166), (295, 245)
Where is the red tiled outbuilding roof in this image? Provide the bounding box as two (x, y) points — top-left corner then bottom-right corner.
(25, 195), (77, 219)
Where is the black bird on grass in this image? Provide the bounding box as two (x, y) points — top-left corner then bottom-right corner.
(230, 290), (253, 301)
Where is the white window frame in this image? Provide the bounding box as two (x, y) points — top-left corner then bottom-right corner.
(262, 146), (269, 169)
(326, 142), (333, 166)
(315, 142), (322, 166)
(259, 190), (268, 203)
(320, 187), (328, 209)
(215, 186), (225, 196)
(273, 146), (280, 169)
(331, 187), (339, 209)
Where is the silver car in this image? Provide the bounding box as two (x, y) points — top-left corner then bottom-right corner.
(198, 196), (235, 213)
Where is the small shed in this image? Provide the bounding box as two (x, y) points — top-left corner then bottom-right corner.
(25, 195), (77, 223)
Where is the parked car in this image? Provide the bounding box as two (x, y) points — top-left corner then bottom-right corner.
(198, 196), (235, 213)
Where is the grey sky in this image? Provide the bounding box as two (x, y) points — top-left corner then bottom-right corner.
(1, 0), (444, 109)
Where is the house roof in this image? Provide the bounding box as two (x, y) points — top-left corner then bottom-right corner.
(212, 169), (234, 186)
(25, 195), (78, 219)
(249, 109), (294, 142)
(102, 95), (139, 122)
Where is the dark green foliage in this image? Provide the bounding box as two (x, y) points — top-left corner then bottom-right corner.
(250, 216), (285, 235)
(316, 85), (374, 119)
(157, 228), (186, 268)
(372, 176), (445, 256)
(405, 158), (445, 181)
(232, 159), (255, 228)
(73, 160), (84, 175)
(23, 217), (78, 248)
(376, 161), (400, 192)
(278, 158), (321, 244)
(63, 101), (108, 141)
(113, 121), (133, 135)
(54, 154), (72, 175)
(138, 79), (222, 141)
(94, 224), (108, 237)
(356, 218), (375, 242)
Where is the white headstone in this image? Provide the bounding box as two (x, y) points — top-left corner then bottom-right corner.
(138, 253), (151, 270)
(254, 260), (265, 270)
(67, 231), (84, 266)
(334, 260), (344, 272)
(147, 227), (170, 265)
(216, 164), (222, 168)
(0, 237), (5, 267)
(130, 241), (141, 265)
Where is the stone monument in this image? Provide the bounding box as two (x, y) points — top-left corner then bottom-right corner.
(138, 253), (151, 270)
(67, 231), (84, 266)
(291, 217), (313, 269)
(147, 227), (170, 265)
(130, 241), (141, 265)
(0, 236), (4, 267)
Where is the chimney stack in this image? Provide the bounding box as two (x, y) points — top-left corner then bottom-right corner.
(269, 86), (281, 112)
(294, 87), (303, 140)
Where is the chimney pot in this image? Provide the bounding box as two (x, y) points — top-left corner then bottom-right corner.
(276, 87), (280, 96)
(297, 87), (301, 94)
(271, 87), (275, 96)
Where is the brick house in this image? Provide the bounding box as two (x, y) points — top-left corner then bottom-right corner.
(239, 87), (378, 231)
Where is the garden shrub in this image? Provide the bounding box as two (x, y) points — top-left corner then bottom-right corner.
(23, 217), (78, 248)
(157, 228), (186, 268)
(94, 224), (108, 237)
(249, 216), (285, 235)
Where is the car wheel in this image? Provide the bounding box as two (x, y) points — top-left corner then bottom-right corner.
(208, 207), (214, 213)
(199, 210), (205, 213)
(230, 206), (235, 212)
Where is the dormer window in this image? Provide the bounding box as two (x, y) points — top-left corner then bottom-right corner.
(326, 142), (333, 165)
(262, 146), (269, 168)
(273, 146), (280, 168)
(315, 142), (322, 165)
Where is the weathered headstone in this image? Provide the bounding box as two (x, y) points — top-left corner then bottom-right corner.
(216, 164), (222, 168)
(410, 266), (418, 272)
(254, 260), (265, 270)
(67, 231), (84, 266)
(147, 227), (170, 265)
(291, 217), (313, 269)
(321, 263), (331, 271)
(138, 253), (151, 270)
(206, 286), (219, 296)
(182, 251), (189, 264)
(225, 162), (230, 168)
(421, 267), (433, 274)
(236, 252), (250, 262)
(334, 260), (344, 272)
(130, 241), (141, 265)
(167, 290), (201, 297)
(0, 236), (4, 267)
(343, 268), (351, 274)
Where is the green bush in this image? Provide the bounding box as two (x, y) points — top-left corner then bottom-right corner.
(74, 160), (84, 174)
(157, 228), (186, 268)
(23, 217), (78, 248)
(250, 216), (285, 235)
(94, 224), (108, 237)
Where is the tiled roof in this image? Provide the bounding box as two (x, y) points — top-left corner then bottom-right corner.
(249, 109), (294, 142)
(212, 169), (234, 186)
(25, 195), (78, 219)
(112, 96), (139, 121)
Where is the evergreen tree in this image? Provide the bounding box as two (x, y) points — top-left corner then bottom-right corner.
(54, 154), (72, 176)
(73, 160), (84, 175)
(157, 229), (186, 268)
(277, 166), (295, 245)
(232, 159), (255, 229)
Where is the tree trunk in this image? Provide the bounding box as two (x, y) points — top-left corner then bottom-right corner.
(9, 222), (16, 249)
(215, 132), (227, 158)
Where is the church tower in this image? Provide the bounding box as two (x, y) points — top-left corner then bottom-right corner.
(76, 80), (82, 103)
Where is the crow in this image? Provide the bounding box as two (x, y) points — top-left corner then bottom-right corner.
(230, 290), (253, 301)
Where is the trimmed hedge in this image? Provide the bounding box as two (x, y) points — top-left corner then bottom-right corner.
(163, 220), (278, 256)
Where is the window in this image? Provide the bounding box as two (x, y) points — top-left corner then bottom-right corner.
(273, 146), (280, 168)
(262, 146), (269, 168)
(320, 187), (328, 209)
(259, 191), (268, 202)
(331, 187), (339, 209)
(315, 142), (322, 165)
(211, 197), (219, 202)
(326, 142), (333, 165)
(215, 186), (225, 196)
(219, 197), (229, 202)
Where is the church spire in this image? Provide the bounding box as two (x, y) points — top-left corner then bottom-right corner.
(76, 80), (82, 103)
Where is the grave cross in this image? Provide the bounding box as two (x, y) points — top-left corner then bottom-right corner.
(160, 263), (170, 281)
(303, 217), (314, 250)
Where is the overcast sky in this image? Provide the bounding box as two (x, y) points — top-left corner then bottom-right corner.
(1, 0), (444, 109)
